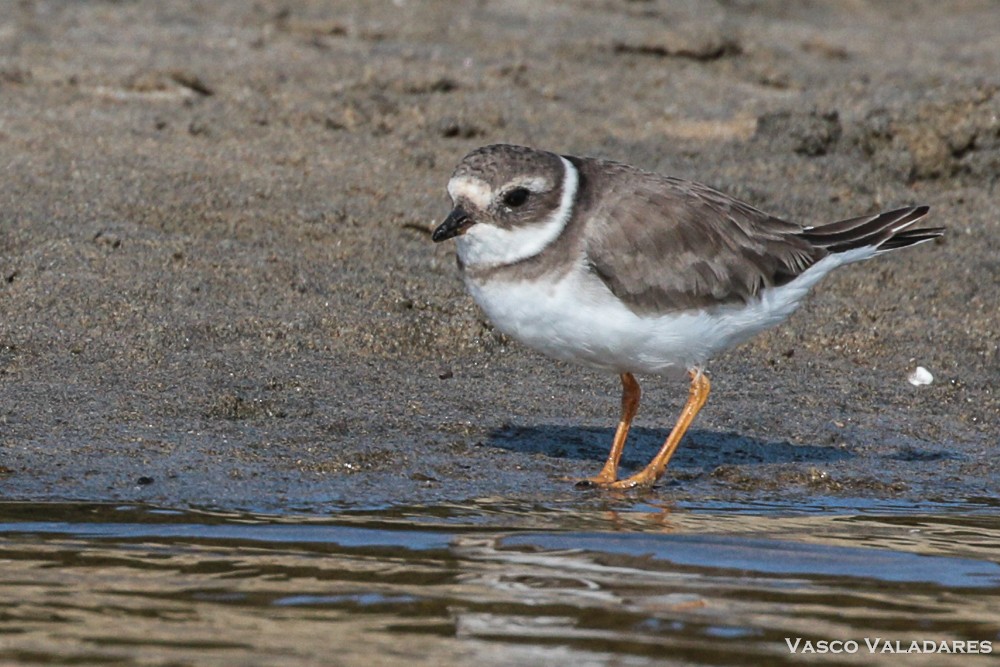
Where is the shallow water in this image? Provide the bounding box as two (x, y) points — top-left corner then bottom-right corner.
(1, 500), (998, 666)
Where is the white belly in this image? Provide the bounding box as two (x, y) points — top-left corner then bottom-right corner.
(464, 254), (848, 376)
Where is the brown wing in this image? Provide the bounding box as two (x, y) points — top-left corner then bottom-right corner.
(579, 162), (823, 313)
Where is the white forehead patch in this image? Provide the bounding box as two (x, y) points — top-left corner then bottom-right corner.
(456, 156), (578, 269)
(447, 176), (492, 210)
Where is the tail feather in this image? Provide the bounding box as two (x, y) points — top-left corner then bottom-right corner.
(802, 206), (925, 238)
(799, 205), (941, 254)
(877, 227), (946, 252)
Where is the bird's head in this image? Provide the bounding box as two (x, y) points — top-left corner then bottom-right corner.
(433, 144), (579, 268)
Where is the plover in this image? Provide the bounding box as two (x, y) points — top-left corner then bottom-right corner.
(432, 144), (942, 489)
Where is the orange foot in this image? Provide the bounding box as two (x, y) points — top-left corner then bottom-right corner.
(607, 470), (659, 489)
(573, 472), (617, 488)
(571, 470), (659, 490)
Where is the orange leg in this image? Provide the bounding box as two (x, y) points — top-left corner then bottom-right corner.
(610, 370), (710, 489)
(576, 372), (641, 487)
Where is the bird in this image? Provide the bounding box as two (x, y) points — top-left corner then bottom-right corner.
(431, 144), (943, 489)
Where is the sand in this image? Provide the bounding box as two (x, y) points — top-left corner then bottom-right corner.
(1, 1), (998, 511)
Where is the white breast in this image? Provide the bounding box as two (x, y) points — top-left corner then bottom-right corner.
(464, 250), (865, 376)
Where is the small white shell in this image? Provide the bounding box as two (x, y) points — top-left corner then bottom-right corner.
(908, 366), (934, 386)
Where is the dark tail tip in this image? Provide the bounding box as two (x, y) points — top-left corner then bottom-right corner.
(801, 205), (941, 254)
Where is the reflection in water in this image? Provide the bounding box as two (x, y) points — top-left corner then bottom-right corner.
(0, 501), (998, 666)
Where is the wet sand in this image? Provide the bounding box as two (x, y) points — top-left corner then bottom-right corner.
(1, 1), (998, 510)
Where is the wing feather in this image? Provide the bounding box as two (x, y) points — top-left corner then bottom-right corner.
(581, 164), (822, 313)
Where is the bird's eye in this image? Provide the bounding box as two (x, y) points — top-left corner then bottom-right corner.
(502, 187), (530, 208)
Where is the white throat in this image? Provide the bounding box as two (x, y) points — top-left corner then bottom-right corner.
(456, 156), (579, 269)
